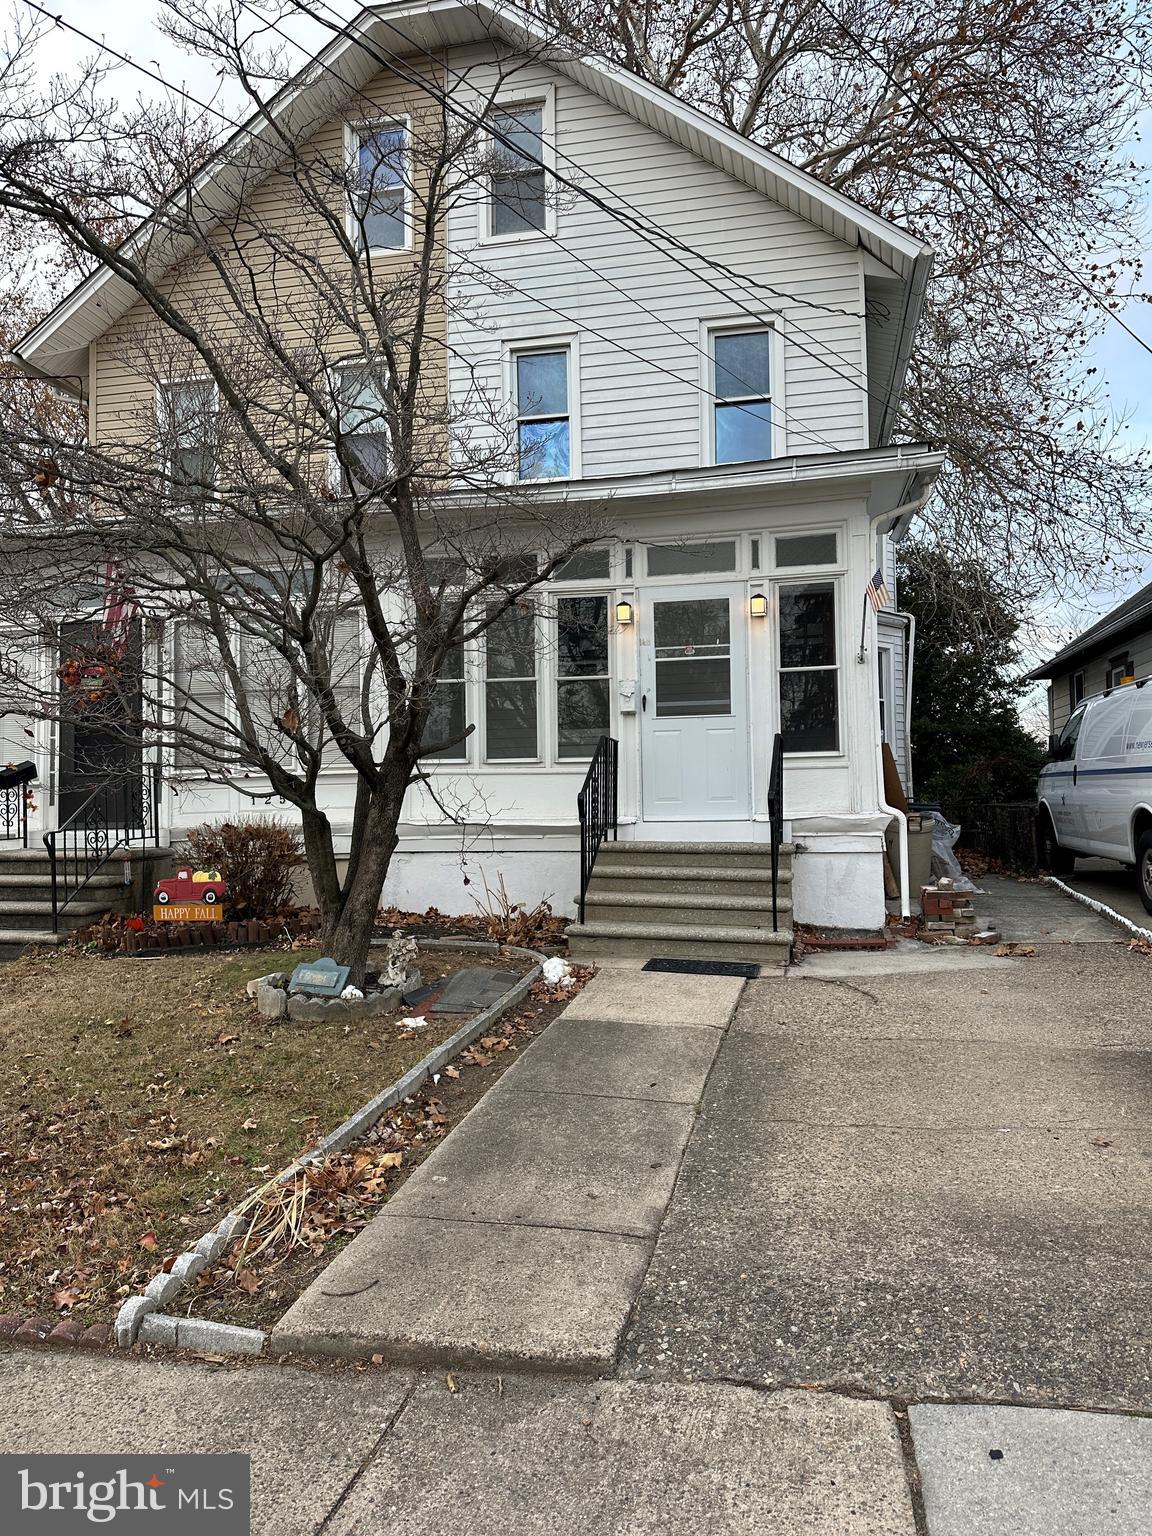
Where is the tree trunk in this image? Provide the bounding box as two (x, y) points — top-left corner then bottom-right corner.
(319, 782), (404, 986)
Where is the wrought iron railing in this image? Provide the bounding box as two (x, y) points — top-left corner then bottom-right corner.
(767, 732), (784, 931)
(577, 735), (618, 923)
(44, 762), (161, 930)
(0, 761), (36, 847)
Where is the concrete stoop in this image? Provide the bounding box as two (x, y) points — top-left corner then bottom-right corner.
(270, 968), (747, 1373)
(566, 840), (794, 964)
(0, 846), (158, 958)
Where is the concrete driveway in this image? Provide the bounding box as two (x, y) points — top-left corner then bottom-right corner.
(621, 944), (1152, 1410)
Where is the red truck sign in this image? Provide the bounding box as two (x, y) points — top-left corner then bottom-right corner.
(153, 867), (225, 919)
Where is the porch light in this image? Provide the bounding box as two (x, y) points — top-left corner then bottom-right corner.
(749, 592), (768, 619)
(615, 600), (634, 626)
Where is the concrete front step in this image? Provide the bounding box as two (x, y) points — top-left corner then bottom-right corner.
(567, 918), (792, 964)
(587, 864), (792, 899)
(0, 872), (126, 892)
(0, 845), (165, 876)
(583, 890), (792, 929)
(0, 927), (63, 960)
(596, 840), (795, 869)
(0, 899), (118, 932)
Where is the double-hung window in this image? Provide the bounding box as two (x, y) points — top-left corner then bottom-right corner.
(712, 328), (773, 464)
(485, 560), (539, 759)
(778, 582), (839, 753)
(420, 558), (469, 762)
(489, 103), (546, 236)
(514, 349), (570, 479)
(173, 621), (227, 768)
(160, 380), (215, 500)
(349, 121), (408, 251)
(556, 596), (610, 757)
(334, 362), (390, 493)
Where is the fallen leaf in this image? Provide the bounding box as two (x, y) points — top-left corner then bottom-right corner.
(138, 1231), (158, 1250)
(446, 1372), (458, 1393)
(236, 1268), (261, 1295)
(241, 1118), (258, 1133)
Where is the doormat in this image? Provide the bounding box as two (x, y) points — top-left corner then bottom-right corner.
(643, 958), (761, 979)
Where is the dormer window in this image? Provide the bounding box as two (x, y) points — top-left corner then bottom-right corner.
(349, 121), (409, 252)
(489, 103), (546, 236)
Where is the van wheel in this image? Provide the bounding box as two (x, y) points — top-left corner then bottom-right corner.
(1038, 812), (1075, 876)
(1136, 830), (1152, 916)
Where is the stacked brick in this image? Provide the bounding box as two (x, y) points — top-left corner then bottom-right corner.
(919, 879), (989, 942)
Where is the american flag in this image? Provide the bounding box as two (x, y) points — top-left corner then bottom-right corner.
(865, 567), (890, 612)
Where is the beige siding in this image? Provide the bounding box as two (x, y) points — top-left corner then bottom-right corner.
(1049, 630), (1152, 731)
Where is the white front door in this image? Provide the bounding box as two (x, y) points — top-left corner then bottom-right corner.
(639, 584), (751, 822)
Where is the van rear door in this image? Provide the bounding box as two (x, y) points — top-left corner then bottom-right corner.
(1076, 690), (1135, 857)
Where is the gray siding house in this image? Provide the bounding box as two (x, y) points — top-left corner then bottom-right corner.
(1030, 581), (1152, 734)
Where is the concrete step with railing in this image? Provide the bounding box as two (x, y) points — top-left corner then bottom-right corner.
(580, 887), (792, 930)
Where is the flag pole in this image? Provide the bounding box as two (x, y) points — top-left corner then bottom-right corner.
(858, 593), (869, 664)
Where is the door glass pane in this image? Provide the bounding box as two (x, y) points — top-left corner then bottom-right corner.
(646, 542), (737, 578)
(653, 598), (731, 718)
(779, 583), (836, 667)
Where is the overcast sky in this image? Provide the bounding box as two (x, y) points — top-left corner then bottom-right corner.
(30, 1), (1152, 644)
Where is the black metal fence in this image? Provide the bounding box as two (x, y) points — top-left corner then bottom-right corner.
(944, 800), (1039, 874)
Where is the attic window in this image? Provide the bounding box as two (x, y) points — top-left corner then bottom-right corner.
(489, 103), (547, 236)
(350, 121), (409, 251)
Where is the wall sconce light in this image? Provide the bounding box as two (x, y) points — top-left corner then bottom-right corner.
(749, 593), (768, 619)
(615, 600), (634, 626)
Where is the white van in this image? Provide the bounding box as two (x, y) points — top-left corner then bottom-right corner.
(1037, 679), (1152, 912)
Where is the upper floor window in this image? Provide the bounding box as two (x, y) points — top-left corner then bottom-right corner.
(349, 121), (409, 251)
(712, 328), (773, 464)
(489, 103), (546, 236)
(1107, 654), (1134, 689)
(334, 362), (390, 493)
(159, 380), (215, 500)
(514, 348), (570, 480)
(1068, 671), (1085, 710)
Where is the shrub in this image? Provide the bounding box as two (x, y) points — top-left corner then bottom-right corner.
(180, 819), (302, 919)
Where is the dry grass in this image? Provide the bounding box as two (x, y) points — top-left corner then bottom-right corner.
(0, 943), (531, 1323)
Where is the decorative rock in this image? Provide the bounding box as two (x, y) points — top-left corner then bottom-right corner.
(137, 1312), (180, 1349)
(14, 1316), (53, 1345)
(169, 1251), (206, 1285)
(115, 1295), (158, 1347)
(144, 1270), (184, 1306)
(47, 1320), (85, 1347)
(256, 981), (288, 1021)
(195, 1227), (231, 1264)
(78, 1324), (112, 1350)
(215, 1213), (243, 1246)
(173, 1317), (266, 1355)
(0, 1315), (20, 1339)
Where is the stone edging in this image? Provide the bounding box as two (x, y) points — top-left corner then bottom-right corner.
(116, 941), (546, 1352)
(1043, 876), (1152, 943)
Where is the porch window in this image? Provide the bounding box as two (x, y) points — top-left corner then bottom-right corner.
(776, 532), (837, 568)
(415, 557), (470, 763)
(334, 362), (390, 493)
(159, 380), (215, 500)
(485, 600), (539, 759)
(173, 622), (227, 768)
(350, 121), (409, 251)
(490, 103), (546, 235)
(712, 329), (772, 464)
(557, 595), (610, 757)
(313, 610), (363, 764)
(646, 540), (737, 578)
(778, 581), (839, 752)
(514, 349), (570, 480)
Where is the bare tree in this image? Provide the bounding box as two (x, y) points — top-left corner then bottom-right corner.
(529, 0), (1152, 616)
(0, 7), (604, 981)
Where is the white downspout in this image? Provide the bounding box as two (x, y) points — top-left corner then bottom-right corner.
(902, 611), (916, 797)
(870, 606), (911, 920)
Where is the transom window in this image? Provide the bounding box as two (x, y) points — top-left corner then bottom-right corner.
(490, 103), (546, 236)
(712, 329), (773, 465)
(334, 362), (390, 493)
(646, 540), (737, 578)
(778, 581), (839, 752)
(514, 349), (570, 480)
(350, 122), (408, 251)
(776, 532), (837, 568)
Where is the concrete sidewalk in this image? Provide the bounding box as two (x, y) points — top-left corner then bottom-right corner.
(272, 969), (742, 1371)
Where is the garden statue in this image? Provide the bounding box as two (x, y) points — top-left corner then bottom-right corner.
(383, 928), (419, 986)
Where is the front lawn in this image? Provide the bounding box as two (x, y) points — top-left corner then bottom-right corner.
(0, 944), (535, 1324)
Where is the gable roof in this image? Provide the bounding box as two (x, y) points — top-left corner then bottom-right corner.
(13, 0), (933, 391)
(1027, 578), (1152, 680)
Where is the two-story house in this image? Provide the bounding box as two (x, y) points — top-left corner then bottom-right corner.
(1029, 579), (1152, 735)
(8, 0), (943, 954)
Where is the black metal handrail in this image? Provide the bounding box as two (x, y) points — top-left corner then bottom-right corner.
(577, 735), (618, 923)
(767, 732), (784, 931)
(0, 761), (36, 848)
(44, 762), (161, 930)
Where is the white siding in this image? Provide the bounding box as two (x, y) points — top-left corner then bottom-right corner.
(446, 53), (868, 478)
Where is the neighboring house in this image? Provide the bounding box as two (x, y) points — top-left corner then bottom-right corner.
(1029, 580), (1152, 734)
(8, 0), (942, 943)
